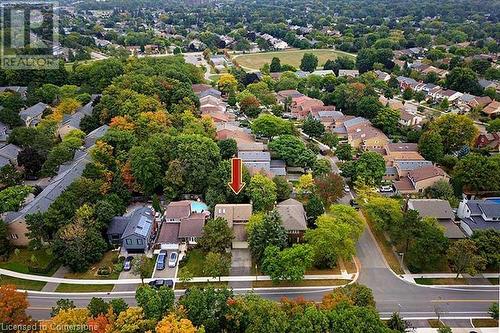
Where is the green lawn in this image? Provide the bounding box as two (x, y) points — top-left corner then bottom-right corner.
(0, 275), (46, 291)
(178, 249), (206, 277)
(55, 284), (114, 293)
(0, 248), (60, 276)
(253, 279), (350, 288)
(64, 251), (121, 280)
(488, 278), (499, 285)
(232, 49), (356, 71)
(175, 282), (228, 290)
(414, 278), (468, 285)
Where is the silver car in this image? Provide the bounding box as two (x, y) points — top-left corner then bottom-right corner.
(168, 252), (178, 268)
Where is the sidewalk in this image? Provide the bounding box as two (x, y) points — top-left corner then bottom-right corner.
(40, 266), (70, 292)
(0, 267), (353, 285)
(402, 273), (499, 281)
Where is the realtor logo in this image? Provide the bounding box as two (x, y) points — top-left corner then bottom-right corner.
(1, 1), (59, 69)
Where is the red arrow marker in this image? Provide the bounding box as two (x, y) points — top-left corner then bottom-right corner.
(228, 157), (246, 194)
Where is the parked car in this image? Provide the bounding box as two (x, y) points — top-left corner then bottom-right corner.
(344, 185), (350, 192)
(148, 279), (174, 289)
(379, 185), (393, 192)
(156, 251), (167, 270)
(168, 252), (178, 268)
(123, 256), (133, 271)
(350, 199), (359, 210)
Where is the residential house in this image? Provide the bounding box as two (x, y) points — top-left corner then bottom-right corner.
(0, 86), (28, 99)
(187, 39), (206, 52)
(332, 116), (370, 138)
(309, 107), (343, 127)
(276, 89), (304, 105)
(432, 89), (463, 102)
(276, 199), (307, 243)
(482, 101), (500, 118)
(338, 69), (359, 78)
(198, 88), (222, 99)
(374, 70), (391, 82)
(0, 143), (21, 168)
(84, 125), (109, 149)
(394, 165), (449, 194)
(192, 84), (214, 96)
(214, 203), (252, 248)
(394, 160), (434, 178)
(399, 109), (423, 127)
(397, 76), (420, 91)
(455, 94), (492, 113)
(407, 199), (465, 239)
(108, 207), (157, 253)
(310, 70), (335, 77)
(289, 96), (324, 119)
(0, 122), (8, 142)
(348, 126), (389, 150)
(58, 101), (94, 138)
(157, 200), (209, 248)
(457, 197), (500, 236)
(475, 132), (500, 153)
(19, 102), (48, 127)
(478, 79), (499, 92)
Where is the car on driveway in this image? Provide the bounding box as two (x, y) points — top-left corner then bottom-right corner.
(148, 279), (174, 289)
(168, 252), (178, 268)
(350, 199), (359, 210)
(379, 185), (393, 192)
(344, 185), (350, 192)
(123, 256), (133, 271)
(156, 251), (167, 270)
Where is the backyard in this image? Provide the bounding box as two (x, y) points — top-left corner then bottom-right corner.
(0, 248), (60, 276)
(231, 49), (356, 71)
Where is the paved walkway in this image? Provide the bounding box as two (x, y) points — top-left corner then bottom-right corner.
(229, 248), (252, 289)
(40, 266), (70, 292)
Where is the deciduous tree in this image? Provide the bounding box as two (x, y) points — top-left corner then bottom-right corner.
(447, 239), (486, 278)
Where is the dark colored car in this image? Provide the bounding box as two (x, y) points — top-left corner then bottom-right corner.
(156, 251), (167, 270)
(123, 256), (133, 271)
(148, 279), (174, 289)
(350, 199), (359, 210)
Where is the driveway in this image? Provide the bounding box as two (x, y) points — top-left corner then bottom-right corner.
(229, 248), (252, 289)
(153, 251), (178, 280)
(112, 269), (139, 292)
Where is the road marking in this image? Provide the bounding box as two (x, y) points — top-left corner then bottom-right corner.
(431, 299), (497, 303)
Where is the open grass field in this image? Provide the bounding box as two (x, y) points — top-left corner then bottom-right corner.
(232, 49), (356, 71)
(414, 278), (469, 285)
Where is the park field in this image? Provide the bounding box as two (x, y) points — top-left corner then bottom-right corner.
(232, 49), (356, 71)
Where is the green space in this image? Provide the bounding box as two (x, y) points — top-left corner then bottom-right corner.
(178, 249), (230, 277)
(472, 319), (499, 327)
(63, 251), (122, 280)
(0, 248), (60, 276)
(0, 275), (46, 291)
(414, 278), (468, 285)
(232, 49), (356, 71)
(252, 279), (350, 288)
(175, 281), (228, 290)
(55, 283), (114, 293)
(487, 278), (499, 285)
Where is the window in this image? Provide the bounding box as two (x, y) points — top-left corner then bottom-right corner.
(10, 234), (18, 240)
(125, 239), (132, 245)
(136, 238), (144, 245)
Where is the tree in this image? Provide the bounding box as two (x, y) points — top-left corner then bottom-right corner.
(261, 244), (314, 283)
(353, 152), (386, 186)
(0, 220), (10, 256)
(132, 255), (153, 284)
(447, 239), (486, 278)
(248, 173), (277, 211)
(251, 113), (293, 138)
(198, 217), (234, 253)
(40, 308), (90, 333)
(203, 251), (231, 280)
(111, 307), (155, 333)
(387, 312), (411, 333)
(489, 302), (499, 320)
(302, 115), (325, 138)
(392, 209), (421, 254)
(270, 57), (281, 72)
(135, 284), (175, 321)
(217, 139), (237, 160)
(453, 154), (500, 193)
(373, 107), (400, 134)
(129, 146), (162, 195)
(326, 303), (391, 332)
(156, 313), (199, 333)
(0, 285), (31, 328)
(248, 209), (288, 263)
(402, 87), (413, 100)
(305, 205), (364, 268)
(438, 326), (453, 333)
(273, 176), (292, 201)
(0, 185), (33, 213)
(0, 164), (23, 190)
(268, 135), (316, 168)
(360, 196), (403, 237)
(321, 132), (339, 148)
(109, 298), (128, 316)
(432, 114), (478, 153)
(51, 299), (75, 317)
(300, 53), (318, 72)
(305, 194), (325, 226)
(471, 230), (500, 269)
(335, 143), (353, 161)
(418, 130), (444, 162)
(486, 118), (500, 133)
(179, 287), (233, 333)
(217, 73), (238, 94)
(314, 173), (344, 206)
(313, 158), (331, 177)
(406, 217), (449, 272)
(87, 297), (109, 318)
(445, 67), (482, 95)
(239, 93), (261, 118)
(356, 96), (383, 120)
(321, 283), (375, 309)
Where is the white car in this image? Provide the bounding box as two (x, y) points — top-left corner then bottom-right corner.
(168, 252), (178, 268)
(380, 185), (393, 192)
(344, 185), (350, 192)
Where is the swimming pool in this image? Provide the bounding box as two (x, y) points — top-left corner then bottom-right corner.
(484, 198), (500, 204)
(190, 200), (208, 213)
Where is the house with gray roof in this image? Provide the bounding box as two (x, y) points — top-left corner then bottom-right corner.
(19, 102), (48, 127)
(84, 125), (109, 148)
(0, 143), (21, 168)
(0, 121), (8, 142)
(276, 198), (307, 243)
(58, 102), (94, 138)
(338, 69), (359, 78)
(457, 197), (500, 236)
(394, 160), (433, 178)
(0, 86), (28, 99)
(407, 199), (465, 239)
(107, 207), (156, 253)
